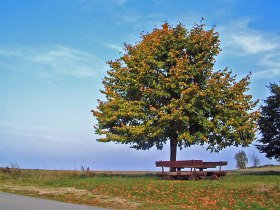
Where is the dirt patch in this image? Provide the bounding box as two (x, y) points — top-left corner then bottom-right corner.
(255, 183), (274, 193)
(0, 185), (141, 209)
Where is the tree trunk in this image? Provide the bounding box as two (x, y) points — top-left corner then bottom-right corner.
(169, 135), (178, 172)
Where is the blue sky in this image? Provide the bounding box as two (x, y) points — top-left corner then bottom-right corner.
(0, 0), (279, 170)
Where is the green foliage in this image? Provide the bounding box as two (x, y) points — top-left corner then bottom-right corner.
(235, 150), (248, 169)
(257, 83), (280, 160)
(92, 22), (259, 160)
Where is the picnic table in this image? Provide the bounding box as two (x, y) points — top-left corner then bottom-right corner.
(156, 160), (227, 180)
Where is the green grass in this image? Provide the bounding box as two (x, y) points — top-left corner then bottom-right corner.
(0, 168), (280, 209)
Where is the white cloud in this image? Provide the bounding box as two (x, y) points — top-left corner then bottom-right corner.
(115, 0), (127, 5)
(0, 121), (48, 131)
(115, 12), (163, 28)
(253, 69), (280, 79)
(0, 45), (105, 79)
(80, 0), (128, 11)
(30, 45), (102, 78)
(253, 53), (280, 79)
(259, 53), (280, 67)
(105, 44), (124, 52)
(0, 120), (86, 144)
(231, 34), (277, 54)
(219, 18), (280, 56)
(0, 120), (83, 144)
(217, 19), (280, 79)
(0, 130), (83, 144)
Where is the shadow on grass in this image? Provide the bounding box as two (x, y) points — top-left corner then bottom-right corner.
(78, 171), (158, 179)
(241, 171), (280, 176)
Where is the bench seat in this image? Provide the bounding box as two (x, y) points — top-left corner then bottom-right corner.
(156, 160), (228, 180)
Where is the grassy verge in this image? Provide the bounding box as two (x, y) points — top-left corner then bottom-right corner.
(0, 167), (280, 209)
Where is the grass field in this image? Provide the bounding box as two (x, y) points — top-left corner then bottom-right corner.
(0, 166), (280, 209)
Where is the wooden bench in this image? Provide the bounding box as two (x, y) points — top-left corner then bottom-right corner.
(156, 160), (227, 180)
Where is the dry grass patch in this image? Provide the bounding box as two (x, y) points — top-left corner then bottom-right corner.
(0, 184), (140, 209)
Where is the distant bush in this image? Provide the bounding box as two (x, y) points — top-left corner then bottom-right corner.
(0, 162), (21, 176)
(261, 164), (277, 167)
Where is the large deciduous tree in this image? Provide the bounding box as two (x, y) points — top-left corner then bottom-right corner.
(92, 22), (259, 162)
(256, 83), (280, 160)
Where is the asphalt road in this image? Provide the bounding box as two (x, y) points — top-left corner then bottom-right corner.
(0, 192), (108, 210)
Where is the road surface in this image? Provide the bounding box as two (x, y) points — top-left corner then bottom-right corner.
(0, 192), (108, 210)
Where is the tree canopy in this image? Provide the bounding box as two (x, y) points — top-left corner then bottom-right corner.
(92, 22), (259, 161)
(256, 83), (280, 160)
(234, 150), (248, 169)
